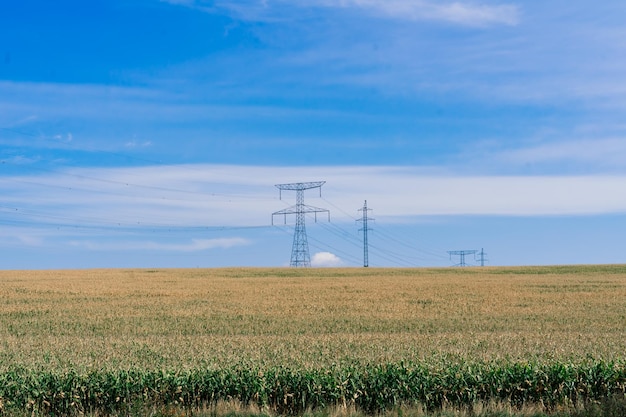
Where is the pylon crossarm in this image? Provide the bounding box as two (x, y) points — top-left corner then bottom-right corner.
(273, 205), (330, 216)
(447, 250), (478, 267)
(275, 181), (326, 191)
(302, 205), (329, 213)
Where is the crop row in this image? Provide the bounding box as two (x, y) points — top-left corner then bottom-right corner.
(0, 360), (624, 415)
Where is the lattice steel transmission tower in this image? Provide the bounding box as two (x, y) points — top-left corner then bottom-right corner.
(447, 250), (478, 267)
(272, 181), (329, 267)
(357, 200), (373, 268)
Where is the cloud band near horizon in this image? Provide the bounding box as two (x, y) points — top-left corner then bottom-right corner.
(1, 165), (625, 233)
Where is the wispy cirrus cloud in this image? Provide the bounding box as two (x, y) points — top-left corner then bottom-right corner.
(124, 140), (153, 149)
(69, 237), (251, 252)
(497, 138), (626, 169)
(162, 0), (520, 26)
(318, 0), (520, 26)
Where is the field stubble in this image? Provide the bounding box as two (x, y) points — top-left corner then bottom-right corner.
(0, 265), (624, 371)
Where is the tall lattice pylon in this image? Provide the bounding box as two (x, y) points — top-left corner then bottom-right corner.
(272, 181), (329, 267)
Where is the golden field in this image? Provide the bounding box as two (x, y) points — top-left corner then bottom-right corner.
(1, 265), (625, 372)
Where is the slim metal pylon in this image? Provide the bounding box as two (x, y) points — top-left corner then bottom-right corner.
(357, 200), (373, 267)
(272, 181), (329, 267)
(477, 248), (488, 267)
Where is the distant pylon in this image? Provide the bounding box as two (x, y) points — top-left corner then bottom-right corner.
(357, 200), (373, 268)
(272, 181), (330, 267)
(477, 248), (488, 267)
(447, 250), (478, 267)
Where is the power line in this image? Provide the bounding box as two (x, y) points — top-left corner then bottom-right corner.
(314, 218), (362, 246)
(367, 242), (418, 267)
(0, 204), (271, 234)
(1, 126), (277, 203)
(320, 215), (420, 265)
(305, 233), (361, 266)
(321, 197), (358, 221)
(0, 159), (272, 202)
(322, 196), (448, 264)
(272, 224), (361, 266)
(308, 215), (414, 266)
(372, 226), (449, 261)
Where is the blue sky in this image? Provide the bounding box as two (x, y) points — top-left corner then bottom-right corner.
(1, 0), (626, 268)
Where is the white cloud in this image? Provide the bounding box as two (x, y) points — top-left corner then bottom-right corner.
(124, 140), (153, 149)
(52, 133), (73, 143)
(17, 234), (44, 246)
(3, 165), (626, 236)
(311, 251), (343, 266)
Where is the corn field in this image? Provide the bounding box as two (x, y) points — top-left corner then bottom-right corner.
(0, 360), (625, 415)
(0, 266), (625, 415)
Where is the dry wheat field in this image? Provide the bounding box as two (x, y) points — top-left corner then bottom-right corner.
(1, 265), (625, 415)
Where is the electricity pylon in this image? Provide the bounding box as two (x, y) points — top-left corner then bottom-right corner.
(357, 200), (373, 268)
(272, 181), (329, 267)
(477, 248), (488, 267)
(447, 250), (478, 267)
